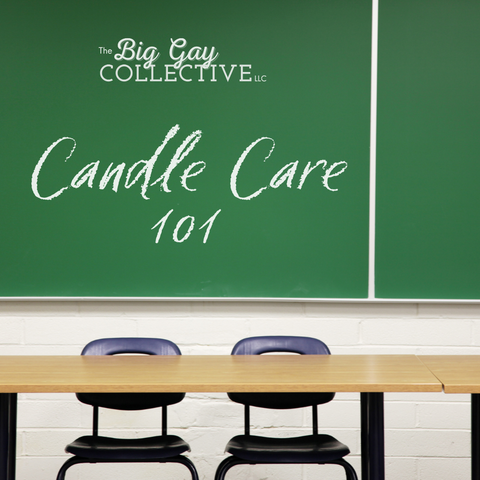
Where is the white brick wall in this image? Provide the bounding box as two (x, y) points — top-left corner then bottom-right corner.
(0, 300), (478, 479)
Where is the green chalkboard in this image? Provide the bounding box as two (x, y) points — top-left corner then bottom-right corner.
(0, 0), (372, 298)
(375, 0), (480, 299)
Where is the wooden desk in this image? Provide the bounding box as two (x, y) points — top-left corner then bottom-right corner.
(419, 355), (480, 480)
(0, 355), (442, 480)
(419, 356), (480, 393)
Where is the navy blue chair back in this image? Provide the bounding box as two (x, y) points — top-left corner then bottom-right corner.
(76, 337), (185, 410)
(228, 336), (335, 409)
(231, 335), (331, 355)
(81, 337), (181, 356)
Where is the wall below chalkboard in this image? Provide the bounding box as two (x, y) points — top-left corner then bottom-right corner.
(1, 0), (479, 300)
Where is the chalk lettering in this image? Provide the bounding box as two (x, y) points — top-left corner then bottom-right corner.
(199, 209), (222, 243)
(71, 161), (100, 189)
(99, 163), (126, 192)
(322, 162), (348, 191)
(150, 129), (202, 192)
(297, 160), (328, 189)
(114, 38), (160, 69)
(270, 162), (298, 188)
(230, 137), (275, 201)
(32, 137), (75, 200)
(152, 209), (174, 243)
(230, 137), (348, 200)
(219, 64), (237, 82)
(152, 209), (221, 244)
(169, 37), (219, 69)
(173, 215), (195, 243)
(32, 125), (205, 201)
(181, 161), (206, 192)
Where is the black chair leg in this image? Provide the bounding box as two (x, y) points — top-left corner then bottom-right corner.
(215, 456), (358, 480)
(329, 458), (359, 480)
(214, 456), (254, 480)
(171, 455), (200, 480)
(56, 455), (199, 480)
(56, 457), (91, 480)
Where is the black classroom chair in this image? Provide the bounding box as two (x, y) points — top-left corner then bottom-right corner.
(214, 335), (358, 480)
(56, 337), (198, 480)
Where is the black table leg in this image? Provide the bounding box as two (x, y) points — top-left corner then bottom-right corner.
(473, 394), (480, 480)
(0, 393), (17, 480)
(361, 392), (385, 480)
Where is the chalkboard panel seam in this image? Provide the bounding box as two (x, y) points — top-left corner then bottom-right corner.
(368, 0), (379, 300)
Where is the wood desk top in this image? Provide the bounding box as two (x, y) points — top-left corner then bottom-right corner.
(0, 355), (441, 393)
(419, 355), (480, 393)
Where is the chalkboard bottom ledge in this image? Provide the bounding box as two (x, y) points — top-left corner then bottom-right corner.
(1, 297), (480, 304)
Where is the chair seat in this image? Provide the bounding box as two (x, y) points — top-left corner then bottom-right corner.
(225, 434), (350, 463)
(65, 435), (190, 460)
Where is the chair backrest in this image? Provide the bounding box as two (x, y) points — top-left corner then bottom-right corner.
(81, 337), (181, 356)
(228, 335), (335, 409)
(231, 335), (331, 356)
(76, 337), (185, 410)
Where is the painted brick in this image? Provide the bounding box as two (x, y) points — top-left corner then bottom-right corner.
(24, 317), (137, 345)
(191, 301), (304, 318)
(471, 321), (480, 347)
(306, 302), (418, 318)
(247, 317), (360, 346)
(418, 456), (470, 479)
(16, 457), (76, 480)
(419, 303), (480, 318)
(385, 429), (469, 457)
(385, 391), (470, 403)
(362, 318), (472, 345)
(79, 300), (193, 317)
(0, 317), (24, 344)
(417, 401), (470, 429)
(137, 317), (249, 345)
(385, 457), (418, 480)
(23, 430), (78, 456)
(18, 401), (82, 428)
(0, 301), (80, 316)
(0, 345), (79, 355)
(384, 401), (417, 429)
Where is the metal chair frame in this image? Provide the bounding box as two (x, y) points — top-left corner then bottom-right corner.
(214, 336), (358, 480)
(55, 337), (198, 480)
